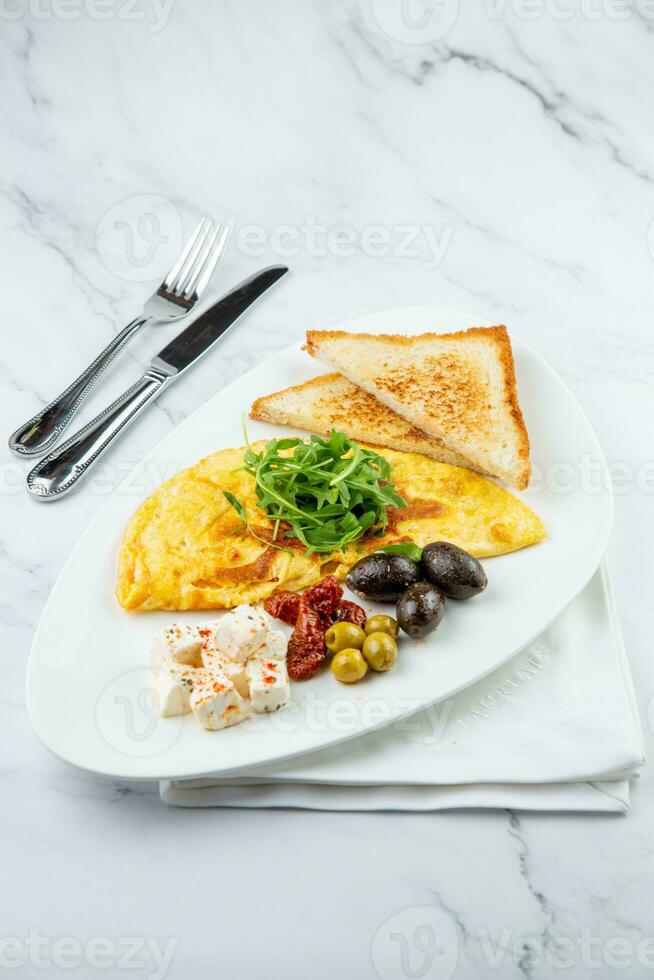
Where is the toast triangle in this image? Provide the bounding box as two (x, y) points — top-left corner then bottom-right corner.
(251, 373), (485, 472)
(304, 326), (531, 489)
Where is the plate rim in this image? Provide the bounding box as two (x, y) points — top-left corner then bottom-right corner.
(26, 306), (614, 780)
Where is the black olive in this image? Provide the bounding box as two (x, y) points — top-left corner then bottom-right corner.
(421, 542), (487, 600)
(396, 583), (445, 638)
(346, 552), (421, 603)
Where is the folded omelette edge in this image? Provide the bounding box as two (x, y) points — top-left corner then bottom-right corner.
(116, 441), (546, 612)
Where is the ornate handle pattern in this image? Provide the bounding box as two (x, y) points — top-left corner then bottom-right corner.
(9, 316), (148, 457)
(26, 367), (171, 501)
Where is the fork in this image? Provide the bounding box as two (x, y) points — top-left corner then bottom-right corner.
(9, 217), (230, 458)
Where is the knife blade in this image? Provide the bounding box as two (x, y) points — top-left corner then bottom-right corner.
(153, 264), (288, 376)
(26, 265), (289, 500)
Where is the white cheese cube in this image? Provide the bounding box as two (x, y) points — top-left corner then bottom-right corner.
(202, 644), (250, 699)
(212, 605), (270, 662)
(154, 661), (198, 717)
(246, 656), (291, 714)
(190, 671), (249, 731)
(150, 623), (203, 671)
(222, 661), (250, 700)
(255, 630), (287, 663)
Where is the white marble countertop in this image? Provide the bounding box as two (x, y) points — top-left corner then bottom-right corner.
(2, 3), (654, 977)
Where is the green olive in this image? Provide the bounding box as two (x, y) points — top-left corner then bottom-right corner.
(325, 621), (366, 654)
(362, 632), (398, 672)
(331, 648), (368, 683)
(364, 614), (399, 639)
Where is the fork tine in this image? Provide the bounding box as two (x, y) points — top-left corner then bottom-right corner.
(191, 224), (231, 300)
(182, 223), (230, 301)
(176, 221), (221, 298)
(168, 218), (215, 295)
(163, 217), (213, 294)
(161, 217), (208, 292)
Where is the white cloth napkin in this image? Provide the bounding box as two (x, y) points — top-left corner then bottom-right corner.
(161, 564), (644, 813)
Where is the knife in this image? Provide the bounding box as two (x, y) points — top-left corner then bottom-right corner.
(26, 265), (288, 501)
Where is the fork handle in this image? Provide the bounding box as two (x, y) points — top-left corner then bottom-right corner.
(26, 366), (173, 501)
(8, 315), (149, 457)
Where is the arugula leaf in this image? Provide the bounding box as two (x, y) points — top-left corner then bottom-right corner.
(230, 429), (407, 555)
(379, 542), (424, 562)
(223, 490), (247, 524)
(222, 491), (293, 554)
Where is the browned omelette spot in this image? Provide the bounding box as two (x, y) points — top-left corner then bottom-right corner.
(386, 499), (449, 533)
(192, 547), (279, 587)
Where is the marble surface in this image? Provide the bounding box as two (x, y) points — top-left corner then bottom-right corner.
(2, 3), (654, 977)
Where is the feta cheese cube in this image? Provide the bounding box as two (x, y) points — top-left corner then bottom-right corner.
(212, 605), (270, 662)
(202, 643), (250, 699)
(151, 610), (291, 731)
(154, 660), (198, 717)
(150, 623), (203, 671)
(190, 671), (249, 731)
(246, 656), (291, 714)
(255, 630), (287, 663)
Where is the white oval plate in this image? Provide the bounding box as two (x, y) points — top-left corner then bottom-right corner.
(27, 308), (613, 781)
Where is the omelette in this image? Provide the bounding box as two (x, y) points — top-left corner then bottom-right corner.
(116, 441), (545, 611)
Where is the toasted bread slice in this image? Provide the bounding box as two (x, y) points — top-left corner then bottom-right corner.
(304, 326), (531, 489)
(250, 373), (483, 472)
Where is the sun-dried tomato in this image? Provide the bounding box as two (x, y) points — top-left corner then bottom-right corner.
(331, 599), (367, 629)
(302, 575), (343, 624)
(264, 590), (301, 626)
(267, 576), (350, 680)
(286, 601), (327, 681)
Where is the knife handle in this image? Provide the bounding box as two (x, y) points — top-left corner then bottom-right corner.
(26, 367), (172, 501)
(8, 316), (149, 458)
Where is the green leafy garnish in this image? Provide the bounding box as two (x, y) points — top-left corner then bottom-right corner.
(224, 430), (407, 555)
(222, 490), (294, 555)
(379, 542), (423, 562)
(223, 489), (247, 525)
